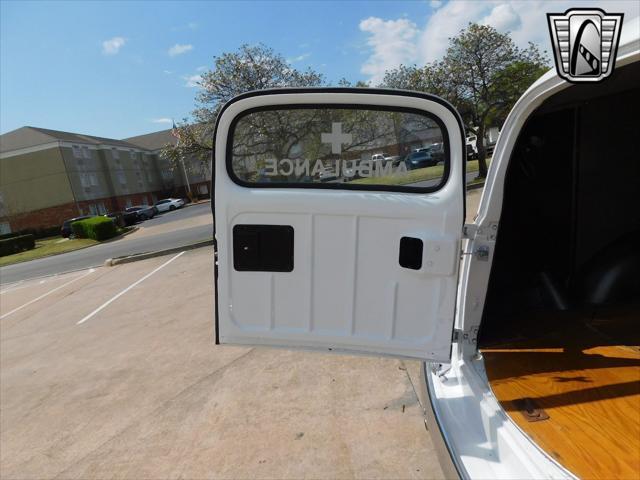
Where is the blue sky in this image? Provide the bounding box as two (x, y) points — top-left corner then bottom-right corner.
(1, 1), (638, 139)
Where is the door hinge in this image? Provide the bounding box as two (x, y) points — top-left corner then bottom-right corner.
(463, 222), (498, 241)
(475, 245), (490, 261)
(463, 223), (478, 239)
(453, 327), (479, 344)
(452, 328), (463, 342)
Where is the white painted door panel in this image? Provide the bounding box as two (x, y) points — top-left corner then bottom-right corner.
(215, 90), (465, 361)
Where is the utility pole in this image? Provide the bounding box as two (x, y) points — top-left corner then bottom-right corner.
(180, 155), (192, 197)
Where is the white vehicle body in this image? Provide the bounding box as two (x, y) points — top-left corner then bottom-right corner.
(213, 24), (639, 480)
(155, 198), (184, 212)
(465, 135), (477, 154)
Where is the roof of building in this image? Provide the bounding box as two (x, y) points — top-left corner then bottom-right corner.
(124, 129), (177, 151)
(0, 126), (143, 154)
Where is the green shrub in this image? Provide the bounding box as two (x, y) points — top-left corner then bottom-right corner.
(0, 226), (61, 240)
(71, 217), (117, 241)
(0, 234), (36, 257)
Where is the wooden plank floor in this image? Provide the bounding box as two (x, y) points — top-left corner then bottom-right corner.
(482, 307), (640, 479)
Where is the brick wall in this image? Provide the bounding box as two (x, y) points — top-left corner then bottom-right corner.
(2, 184), (211, 233)
(2, 190), (167, 232)
(3, 202), (80, 232)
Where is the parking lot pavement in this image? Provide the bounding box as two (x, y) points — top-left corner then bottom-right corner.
(1, 248), (444, 479)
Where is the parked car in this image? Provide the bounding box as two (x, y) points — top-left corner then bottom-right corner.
(125, 205), (156, 220)
(60, 215), (93, 238)
(404, 150), (436, 170)
(371, 153), (392, 163)
(105, 210), (138, 227)
(155, 198), (184, 212)
(426, 143), (445, 164)
(211, 28), (640, 480)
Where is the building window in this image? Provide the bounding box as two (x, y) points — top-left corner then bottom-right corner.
(90, 172), (98, 186)
(117, 171), (126, 185)
(162, 170), (173, 181)
(97, 202), (107, 214)
(112, 148), (120, 160)
(0, 222), (11, 235)
(80, 173), (90, 187)
(82, 146), (91, 159)
(72, 145), (82, 158)
(88, 204), (98, 215)
(125, 198), (133, 208)
(129, 150), (136, 160)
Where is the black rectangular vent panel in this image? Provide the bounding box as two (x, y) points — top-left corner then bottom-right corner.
(399, 236), (423, 270)
(233, 224), (294, 272)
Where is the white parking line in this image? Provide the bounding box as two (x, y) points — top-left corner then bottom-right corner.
(0, 269), (95, 320)
(77, 251), (185, 326)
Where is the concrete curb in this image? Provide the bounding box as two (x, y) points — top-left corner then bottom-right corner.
(105, 239), (213, 266)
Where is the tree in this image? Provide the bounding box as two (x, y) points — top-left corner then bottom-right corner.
(382, 24), (549, 178)
(162, 44), (325, 166)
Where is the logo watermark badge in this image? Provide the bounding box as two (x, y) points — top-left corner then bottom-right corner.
(547, 8), (623, 83)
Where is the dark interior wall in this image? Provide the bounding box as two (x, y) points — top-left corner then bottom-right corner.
(576, 88), (640, 270)
(481, 108), (575, 319)
(480, 62), (640, 339)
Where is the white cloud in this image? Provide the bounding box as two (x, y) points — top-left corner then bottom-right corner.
(359, 17), (420, 84)
(168, 43), (193, 57)
(163, 70), (172, 75)
(102, 36), (126, 55)
(183, 74), (202, 88)
(196, 65), (208, 72)
(151, 118), (172, 124)
(287, 53), (311, 63)
(481, 3), (521, 31)
(360, 1), (640, 84)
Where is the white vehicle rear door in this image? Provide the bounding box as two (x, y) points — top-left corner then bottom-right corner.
(214, 88), (466, 361)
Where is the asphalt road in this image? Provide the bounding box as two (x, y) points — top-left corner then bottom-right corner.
(0, 203), (214, 284)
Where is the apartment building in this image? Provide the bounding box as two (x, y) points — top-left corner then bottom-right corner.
(125, 128), (211, 198)
(0, 126), (210, 234)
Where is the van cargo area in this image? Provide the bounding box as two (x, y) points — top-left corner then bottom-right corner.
(479, 61), (640, 479)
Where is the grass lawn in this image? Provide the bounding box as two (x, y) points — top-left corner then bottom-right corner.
(351, 159), (489, 186)
(0, 237), (98, 267)
(0, 226), (133, 267)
